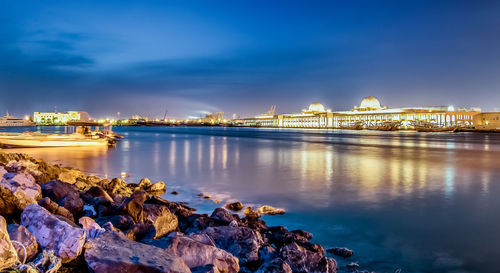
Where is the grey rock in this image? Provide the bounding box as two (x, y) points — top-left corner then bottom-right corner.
(327, 247), (354, 258)
(21, 204), (86, 262)
(210, 208), (235, 224)
(7, 223), (38, 262)
(0, 216), (17, 270)
(280, 242), (331, 273)
(202, 225), (264, 266)
(143, 204), (178, 238)
(151, 233), (239, 273)
(0, 169), (42, 215)
(84, 231), (190, 273)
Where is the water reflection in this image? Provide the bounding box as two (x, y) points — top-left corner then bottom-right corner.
(4, 127), (500, 272)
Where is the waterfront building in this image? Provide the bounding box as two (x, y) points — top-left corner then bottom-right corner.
(34, 111), (91, 125)
(474, 113), (500, 130)
(241, 96), (480, 129)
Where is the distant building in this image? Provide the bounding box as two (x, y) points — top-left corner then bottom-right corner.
(474, 112), (500, 129)
(33, 111), (91, 125)
(242, 96), (480, 129)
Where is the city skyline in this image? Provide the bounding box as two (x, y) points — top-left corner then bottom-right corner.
(2, 0), (500, 118)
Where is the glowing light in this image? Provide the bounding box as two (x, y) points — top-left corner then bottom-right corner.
(307, 102), (326, 112)
(359, 96), (381, 109)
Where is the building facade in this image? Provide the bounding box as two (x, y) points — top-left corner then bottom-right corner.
(474, 112), (500, 129)
(33, 111), (91, 125)
(242, 96), (480, 130)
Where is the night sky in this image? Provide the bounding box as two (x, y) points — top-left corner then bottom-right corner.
(1, 0), (500, 119)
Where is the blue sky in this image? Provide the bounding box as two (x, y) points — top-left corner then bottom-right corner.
(1, 0), (500, 119)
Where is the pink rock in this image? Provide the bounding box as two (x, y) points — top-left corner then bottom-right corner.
(21, 204), (86, 262)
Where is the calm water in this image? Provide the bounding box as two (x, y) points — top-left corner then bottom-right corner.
(2, 126), (500, 273)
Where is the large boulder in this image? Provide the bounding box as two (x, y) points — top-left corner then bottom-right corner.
(41, 180), (79, 202)
(7, 224), (38, 262)
(149, 181), (167, 193)
(138, 178), (152, 190)
(150, 233), (240, 273)
(120, 190), (148, 223)
(21, 204), (86, 262)
(0, 169), (42, 215)
(143, 204), (178, 238)
(280, 242), (333, 273)
(38, 197), (74, 221)
(96, 215), (135, 231)
(84, 231), (190, 273)
(210, 208), (235, 224)
(100, 178), (132, 195)
(58, 168), (85, 184)
(202, 225), (264, 266)
(0, 216), (17, 270)
(58, 191), (85, 216)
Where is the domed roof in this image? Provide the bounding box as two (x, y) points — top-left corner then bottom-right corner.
(308, 102), (326, 112)
(359, 96), (381, 109)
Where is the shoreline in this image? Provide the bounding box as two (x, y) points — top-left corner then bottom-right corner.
(0, 152), (369, 273)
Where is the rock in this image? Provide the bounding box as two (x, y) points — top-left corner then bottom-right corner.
(126, 223), (157, 242)
(58, 191), (85, 216)
(150, 233), (240, 273)
(327, 247), (354, 258)
(81, 186), (114, 205)
(202, 225), (264, 266)
(138, 178), (152, 190)
(143, 204), (178, 238)
(327, 258), (338, 273)
(7, 224), (38, 262)
(280, 242), (330, 273)
(146, 196), (196, 219)
(34, 159), (63, 184)
(58, 168), (85, 184)
(290, 229), (313, 240)
(21, 204), (86, 262)
(257, 205), (285, 215)
(210, 208), (235, 224)
(79, 217), (105, 239)
(96, 215), (135, 231)
(120, 190), (148, 223)
(243, 207), (261, 218)
(5, 159), (41, 178)
(150, 181), (167, 193)
(38, 197), (74, 221)
(183, 214), (218, 234)
(41, 180), (79, 202)
(0, 216), (17, 270)
(0, 170), (42, 215)
(255, 258), (292, 273)
(191, 264), (221, 273)
(86, 175), (103, 186)
(224, 202), (244, 212)
(84, 231), (190, 273)
(74, 177), (92, 190)
(100, 178), (131, 195)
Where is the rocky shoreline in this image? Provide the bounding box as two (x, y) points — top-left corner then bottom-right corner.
(0, 152), (362, 273)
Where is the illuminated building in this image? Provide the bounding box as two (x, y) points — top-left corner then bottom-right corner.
(474, 113), (500, 129)
(242, 96), (480, 129)
(33, 111), (91, 125)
